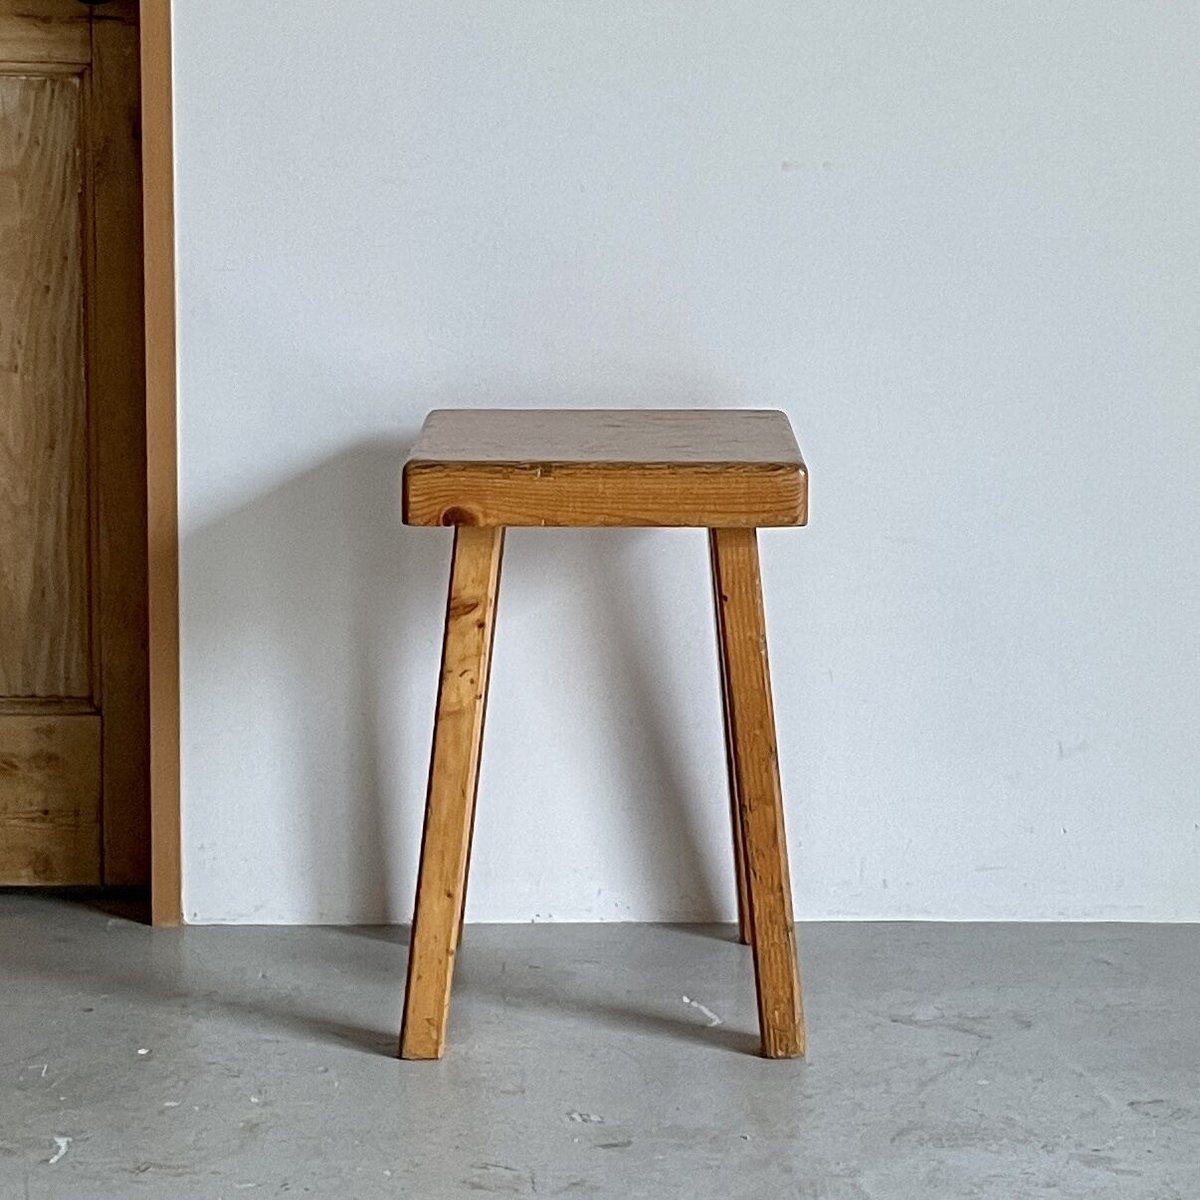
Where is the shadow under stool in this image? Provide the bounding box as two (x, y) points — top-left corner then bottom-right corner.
(398, 408), (808, 1060)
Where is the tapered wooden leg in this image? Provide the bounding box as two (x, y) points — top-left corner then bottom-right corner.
(710, 527), (805, 1058)
(455, 532), (504, 952)
(709, 530), (752, 945)
(400, 525), (505, 1060)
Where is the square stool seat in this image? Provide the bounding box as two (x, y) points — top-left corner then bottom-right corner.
(403, 408), (807, 528)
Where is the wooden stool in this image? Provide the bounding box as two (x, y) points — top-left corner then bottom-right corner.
(398, 409), (808, 1060)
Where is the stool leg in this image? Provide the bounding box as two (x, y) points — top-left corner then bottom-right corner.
(455, 532), (503, 952)
(710, 527), (805, 1058)
(709, 530), (752, 945)
(400, 525), (505, 1060)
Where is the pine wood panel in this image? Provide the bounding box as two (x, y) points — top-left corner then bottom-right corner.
(91, 5), (149, 885)
(401, 526), (505, 1060)
(403, 409), (807, 528)
(1, 0), (150, 890)
(0, 71), (90, 700)
(711, 527), (806, 1057)
(0, 0), (89, 63)
(0, 714), (101, 883)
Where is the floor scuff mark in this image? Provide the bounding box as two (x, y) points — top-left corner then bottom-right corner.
(681, 995), (723, 1027)
(48, 1137), (71, 1165)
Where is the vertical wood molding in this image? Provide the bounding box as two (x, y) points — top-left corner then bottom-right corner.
(140, 0), (180, 925)
(91, 3), (151, 886)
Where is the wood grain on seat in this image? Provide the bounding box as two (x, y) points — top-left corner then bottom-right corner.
(402, 409), (807, 528)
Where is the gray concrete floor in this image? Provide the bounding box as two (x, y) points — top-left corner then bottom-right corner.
(1, 895), (1197, 1199)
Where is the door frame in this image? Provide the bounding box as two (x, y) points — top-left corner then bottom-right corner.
(140, 0), (180, 926)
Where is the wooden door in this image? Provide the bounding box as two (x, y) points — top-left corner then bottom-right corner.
(0, 0), (147, 886)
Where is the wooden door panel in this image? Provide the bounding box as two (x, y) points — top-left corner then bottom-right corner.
(0, 1), (90, 64)
(0, 0), (147, 887)
(0, 71), (91, 701)
(0, 713), (100, 883)
(91, 6), (148, 884)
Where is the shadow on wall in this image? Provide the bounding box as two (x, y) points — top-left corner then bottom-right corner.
(182, 403), (735, 925)
(183, 434), (438, 922)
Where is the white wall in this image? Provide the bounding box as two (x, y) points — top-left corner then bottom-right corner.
(174, 1), (1200, 924)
